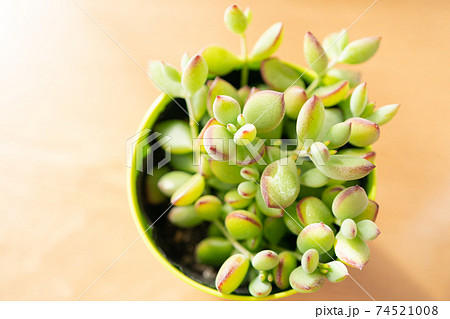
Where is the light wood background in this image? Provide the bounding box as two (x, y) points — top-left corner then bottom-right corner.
(1, 0), (449, 300)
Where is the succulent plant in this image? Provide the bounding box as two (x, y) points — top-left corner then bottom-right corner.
(146, 4), (399, 297)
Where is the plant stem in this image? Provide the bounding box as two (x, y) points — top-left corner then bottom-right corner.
(213, 220), (253, 258)
(327, 59), (338, 71)
(185, 97), (198, 139)
(305, 76), (321, 95)
(185, 96), (202, 171)
(306, 59), (338, 95)
(240, 34), (249, 87)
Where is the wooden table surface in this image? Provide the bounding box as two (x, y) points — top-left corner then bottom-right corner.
(1, 0), (449, 300)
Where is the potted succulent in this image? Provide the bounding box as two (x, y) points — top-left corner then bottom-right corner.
(128, 5), (399, 299)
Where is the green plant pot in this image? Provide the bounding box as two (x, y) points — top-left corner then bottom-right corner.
(127, 70), (377, 300)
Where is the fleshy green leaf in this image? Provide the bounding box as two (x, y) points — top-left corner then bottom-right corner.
(243, 90), (285, 133)
(324, 121), (352, 149)
(356, 220), (380, 241)
(317, 108), (345, 141)
(255, 187), (283, 217)
(157, 171), (192, 197)
(213, 95), (241, 125)
(234, 124), (257, 146)
(365, 104), (400, 125)
(260, 58), (305, 91)
(148, 60), (184, 96)
(341, 218), (358, 239)
(338, 37), (381, 64)
(209, 159), (245, 184)
(325, 261), (348, 283)
(240, 166), (259, 181)
(244, 7), (252, 24)
(252, 250), (279, 271)
(145, 167), (169, 205)
(191, 85), (207, 121)
(243, 234), (263, 253)
(310, 142), (330, 164)
(154, 120), (192, 154)
(302, 249), (319, 273)
(170, 153), (197, 173)
(249, 22), (284, 63)
(323, 68), (361, 88)
(321, 185), (345, 209)
(350, 82), (368, 117)
(338, 96), (354, 119)
(312, 81), (349, 107)
(335, 232), (370, 269)
(360, 102), (379, 119)
(237, 180), (258, 198)
(304, 31), (328, 76)
(168, 205), (203, 228)
(224, 5), (248, 35)
(297, 222), (335, 254)
(180, 52), (190, 71)
(332, 185), (368, 220)
(161, 62), (181, 82)
(260, 157), (300, 208)
(263, 217), (288, 245)
(289, 267), (325, 293)
(284, 86), (308, 120)
(338, 147), (376, 164)
(296, 196), (334, 226)
(283, 203), (304, 235)
(346, 117), (380, 147)
(216, 254), (250, 294)
(249, 276), (272, 297)
(224, 189), (253, 209)
(263, 145), (286, 163)
(300, 168), (330, 188)
(322, 29), (349, 59)
(181, 55), (208, 95)
(361, 102), (376, 118)
(196, 118), (221, 153)
(225, 210), (262, 239)
(312, 154), (375, 181)
(196, 237), (233, 266)
(234, 138), (266, 166)
(237, 85), (251, 103)
(296, 95), (325, 146)
(207, 77), (241, 117)
(170, 174), (205, 206)
(201, 45), (241, 76)
(353, 199), (379, 223)
(256, 121), (283, 141)
(273, 251), (298, 289)
(207, 177), (235, 192)
(194, 195), (222, 221)
(203, 124), (264, 164)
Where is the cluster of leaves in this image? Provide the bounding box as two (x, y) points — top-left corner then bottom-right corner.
(146, 5), (399, 297)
